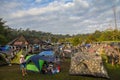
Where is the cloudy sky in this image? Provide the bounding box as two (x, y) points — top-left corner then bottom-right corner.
(0, 0), (120, 35)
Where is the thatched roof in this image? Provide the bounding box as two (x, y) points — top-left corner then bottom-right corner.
(8, 35), (29, 46)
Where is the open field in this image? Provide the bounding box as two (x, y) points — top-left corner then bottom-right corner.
(0, 59), (120, 80)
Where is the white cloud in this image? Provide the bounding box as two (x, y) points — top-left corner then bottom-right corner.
(11, 0), (90, 18)
(74, 0), (89, 8)
(64, 2), (74, 8)
(35, 0), (42, 3)
(1, 0), (120, 35)
(11, 1), (61, 18)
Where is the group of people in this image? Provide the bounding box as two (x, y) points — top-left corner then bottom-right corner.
(104, 44), (120, 66)
(41, 62), (60, 74)
(75, 43), (120, 66)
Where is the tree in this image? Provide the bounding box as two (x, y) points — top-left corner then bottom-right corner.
(72, 37), (80, 46)
(0, 18), (9, 45)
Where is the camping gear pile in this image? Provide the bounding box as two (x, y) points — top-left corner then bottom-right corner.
(69, 52), (109, 78)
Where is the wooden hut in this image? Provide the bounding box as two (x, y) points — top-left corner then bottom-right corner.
(8, 35), (29, 47)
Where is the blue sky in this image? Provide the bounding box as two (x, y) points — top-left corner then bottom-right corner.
(0, 0), (120, 35)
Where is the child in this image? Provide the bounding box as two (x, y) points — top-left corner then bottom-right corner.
(19, 55), (27, 76)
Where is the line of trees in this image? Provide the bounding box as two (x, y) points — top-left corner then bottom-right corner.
(1, 18), (120, 46)
(0, 18), (71, 45)
(61, 30), (120, 46)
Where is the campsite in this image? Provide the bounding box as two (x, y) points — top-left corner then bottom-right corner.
(1, 19), (120, 80)
(1, 26), (120, 80)
(1, 40), (120, 80)
(0, 58), (120, 80)
(1, 0), (120, 80)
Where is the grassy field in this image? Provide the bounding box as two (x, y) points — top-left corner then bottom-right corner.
(0, 59), (120, 80)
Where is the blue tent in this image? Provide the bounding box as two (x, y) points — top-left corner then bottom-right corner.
(39, 51), (54, 56)
(0, 45), (10, 51)
(85, 44), (91, 48)
(27, 55), (56, 63)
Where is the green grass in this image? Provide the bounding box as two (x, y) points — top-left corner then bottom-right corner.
(104, 63), (120, 80)
(0, 59), (120, 80)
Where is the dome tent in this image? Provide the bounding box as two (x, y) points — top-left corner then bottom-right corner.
(69, 52), (109, 79)
(26, 54), (57, 72)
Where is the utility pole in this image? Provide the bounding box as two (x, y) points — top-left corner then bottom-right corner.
(113, 5), (117, 30)
(112, 4), (118, 41)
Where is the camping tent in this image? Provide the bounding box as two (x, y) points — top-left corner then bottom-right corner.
(11, 50), (24, 64)
(38, 50), (54, 56)
(0, 45), (10, 51)
(26, 54), (56, 72)
(26, 55), (44, 72)
(69, 52), (109, 78)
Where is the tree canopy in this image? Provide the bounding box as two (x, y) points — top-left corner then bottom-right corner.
(0, 18), (120, 46)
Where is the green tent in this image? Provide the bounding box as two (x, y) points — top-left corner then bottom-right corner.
(26, 55), (44, 72)
(25, 53), (56, 72)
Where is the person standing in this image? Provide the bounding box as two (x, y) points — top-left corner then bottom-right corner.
(19, 55), (27, 76)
